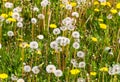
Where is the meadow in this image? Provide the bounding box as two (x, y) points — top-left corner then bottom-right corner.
(0, 0), (120, 82)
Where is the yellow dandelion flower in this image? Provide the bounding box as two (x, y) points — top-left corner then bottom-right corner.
(94, 1), (99, 5)
(94, 8), (100, 12)
(50, 24), (57, 28)
(17, 38), (24, 42)
(98, 18), (103, 22)
(1, 14), (8, 18)
(8, 11), (13, 16)
(20, 57), (23, 61)
(116, 3), (120, 9)
(70, 69), (80, 75)
(0, 73), (8, 79)
(70, 2), (77, 7)
(91, 37), (98, 42)
(101, 2), (106, 6)
(106, 2), (111, 7)
(26, 44), (30, 47)
(60, 4), (65, 8)
(100, 67), (108, 72)
(2, 0), (7, 1)
(90, 72), (96, 76)
(36, 50), (42, 55)
(19, 42), (29, 48)
(99, 23), (107, 29)
(110, 9), (117, 14)
(7, 18), (16, 22)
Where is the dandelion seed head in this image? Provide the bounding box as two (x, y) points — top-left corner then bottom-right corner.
(65, 4), (72, 10)
(46, 64), (56, 73)
(77, 51), (85, 58)
(13, 7), (22, 13)
(71, 59), (77, 64)
(54, 69), (63, 77)
(41, 0), (50, 7)
(0, 16), (4, 22)
(17, 22), (23, 28)
(17, 78), (24, 82)
(38, 14), (45, 19)
(67, 25), (76, 31)
(98, 0), (106, 3)
(60, 26), (67, 31)
(12, 12), (20, 19)
(72, 31), (80, 39)
(11, 74), (18, 81)
(73, 62), (78, 67)
(5, 2), (13, 8)
(118, 11), (120, 16)
(72, 12), (79, 18)
(77, 0), (86, 4)
(60, 37), (70, 46)
(30, 41), (38, 49)
(108, 67), (115, 75)
(113, 64), (120, 74)
(62, 17), (73, 26)
(32, 66), (40, 74)
(78, 61), (86, 68)
(50, 41), (58, 49)
(17, 17), (23, 22)
(109, 51), (113, 55)
(61, 0), (68, 5)
(7, 31), (14, 37)
(73, 42), (80, 49)
(33, 6), (39, 12)
(31, 18), (37, 24)
(55, 47), (62, 52)
(56, 36), (63, 43)
(107, 14), (112, 19)
(37, 35), (44, 40)
(53, 28), (61, 35)
(118, 38), (120, 44)
(24, 65), (31, 72)
(77, 78), (85, 82)
(104, 47), (111, 52)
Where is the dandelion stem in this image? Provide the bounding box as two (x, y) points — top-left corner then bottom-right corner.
(117, 29), (120, 63)
(47, 6), (52, 34)
(113, 75), (117, 82)
(32, 24), (34, 40)
(22, 48), (24, 77)
(74, 49), (76, 58)
(42, 7), (46, 31)
(62, 46), (65, 70)
(57, 77), (60, 82)
(58, 51), (61, 69)
(48, 74), (51, 82)
(0, 25), (2, 43)
(102, 72), (104, 82)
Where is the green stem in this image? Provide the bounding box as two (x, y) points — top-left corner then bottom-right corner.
(22, 48), (24, 77)
(48, 74), (51, 82)
(0, 25), (2, 43)
(102, 72), (104, 82)
(32, 24), (34, 40)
